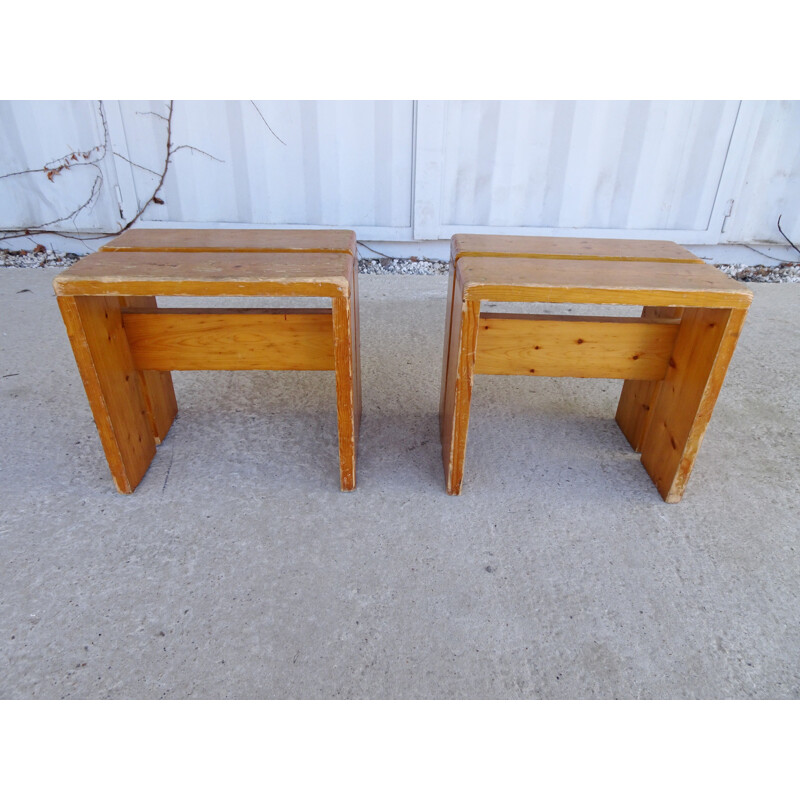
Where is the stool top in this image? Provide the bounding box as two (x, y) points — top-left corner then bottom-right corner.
(101, 228), (357, 255)
(53, 229), (357, 298)
(452, 235), (752, 310)
(452, 234), (703, 264)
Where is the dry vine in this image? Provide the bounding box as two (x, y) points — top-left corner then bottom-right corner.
(0, 100), (224, 252)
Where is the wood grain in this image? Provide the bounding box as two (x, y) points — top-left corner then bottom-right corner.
(332, 290), (360, 492)
(475, 313), (679, 380)
(457, 257), (753, 309)
(101, 228), (357, 255)
(441, 295), (480, 495)
(438, 261), (458, 426)
(452, 234), (704, 264)
(615, 307), (683, 452)
(53, 252), (351, 298)
(122, 308), (335, 371)
(57, 295), (156, 493)
(640, 307), (748, 502)
(119, 296), (178, 444)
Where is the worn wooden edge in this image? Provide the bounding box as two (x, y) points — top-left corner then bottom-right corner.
(442, 298), (481, 495)
(53, 275), (350, 298)
(461, 282), (753, 310)
(332, 292), (358, 491)
(451, 234), (705, 264)
(455, 251), (706, 264)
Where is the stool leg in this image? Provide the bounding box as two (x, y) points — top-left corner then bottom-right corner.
(439, 261), (458, 431)
(616, 306), (683, 452)
(58, 295), (157, 493)
(639, 307), (747, 502)
(120, 296), (177, 444)
(440, 297), (480, 495)
(332, 286), (361, 491)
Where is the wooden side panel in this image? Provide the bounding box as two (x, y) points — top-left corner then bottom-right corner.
(475, 314), (679, 380)
(332, 290), (360, 491)
(616, 307), (684, 452)
(441, 297), (481, 495)
(438, 261), (458, 424)
(640, 307), (748, 502)
(122, 309), (335, 371)
(119, 296), (177, 444)
(57, 296), (157, 494)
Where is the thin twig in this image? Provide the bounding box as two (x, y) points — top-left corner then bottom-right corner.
(777, 215), (800, 258)
(743, 244), (788, 263)
(357, 241), (393, 258)
(113, 151), (162, 177)
(136, 110), (169, 122)
(169, 144), (224, 162)
(249, 101), (287, 146)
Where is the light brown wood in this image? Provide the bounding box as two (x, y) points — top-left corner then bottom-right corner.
(475, 313), (680, 380)
(457, 257), (753, 309)
(438, 260), (458, 426)
(452, 234), (704, 264)
(122, 308), (335, 371)
(332, 289), (361, 491)
(441, 295), (481, 495)
(52, 252), (351, 298)
(55, 228), (361, 493)
(101, 228), (357, 255)
(439, 233), (752, 501)
(615, 307), (683, 452)
(57, 295), (156, 493)
(640, 307), (748, 502)
(119, 296), (177, 444)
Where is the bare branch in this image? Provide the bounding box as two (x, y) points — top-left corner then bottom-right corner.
(0, 100), (221, 247)
(250, 101), (287, 146)
(777, 215), (800, 258)
(136, 110), (169, 122)
(112, 151), (162, 177)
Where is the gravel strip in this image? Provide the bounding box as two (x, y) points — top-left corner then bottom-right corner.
(2, 248), (798, 282)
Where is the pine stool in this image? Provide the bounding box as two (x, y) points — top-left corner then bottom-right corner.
(54, 229), (361, 493)
(439, 234), (752, 501)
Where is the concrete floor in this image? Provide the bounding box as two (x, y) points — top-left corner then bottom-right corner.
(1, 267), (798, 699)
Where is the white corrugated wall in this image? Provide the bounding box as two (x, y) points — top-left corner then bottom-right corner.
(1, 100), (798, 246)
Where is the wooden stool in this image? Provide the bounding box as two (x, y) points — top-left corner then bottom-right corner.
(54, 229), (361, 493)
(439, 234), (753, 502)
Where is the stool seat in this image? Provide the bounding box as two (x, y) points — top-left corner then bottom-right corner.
(54, 229), (361, 494)
(440, 234), (753, 502)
